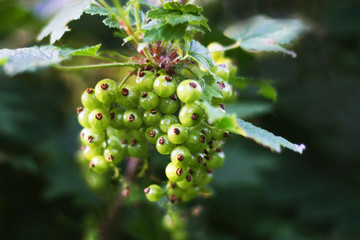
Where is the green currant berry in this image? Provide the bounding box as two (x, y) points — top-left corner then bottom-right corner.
(170, 146), (192, 167)
(211, 81), (232, 105)
(127, 139), (147, 157)
(143, 109), (161, 126)
(81, 88), (106, 110)
(176, 175), (193, 189)
(178, 103), (203, 127)
(80, 128), (90, 145)
(185, 131), (207, 153)
(108, 127), (130, 140)
(85, 171), (109, 191)
(103, 146), (125, 164)
(159, 115), (179, 133)
(165, 162), (185, 182)
(181, 186), (199, 202)
(145, 126), (162, 144)
(156, 135), (176, 155)
(194, 125), (213, 143)
(82, 145), (102, 161)
(139, 91), (159, 110)
(84, 128), (105, 147)
(153, 75), (177, 98)
(206, 148), (225, 169)
(211, 64), (230, 81)
(176, 80), (202, 103)
(207, 42), (225, 62)
(188, 153), (205, 168)
(109, 108), (125, 129)
(194, 169), (213, 186)
(88, 109), (111, 131)
(212, 128), (230, 141)
(136, 71), (156, 91)
(158, 94), (179, 114)
(117, 84), (140, 109)
(166, 182), (184, 197)
(162, 211), (183, 230)
(130, 126), (146, 141)
(123, 109), (143, 129)
(90, 156), (110, 174)
(77, 107), (91, 128)
(144, 184), (163, 202)
(167, 123), (188, 145)
(95, 78), (118, 104)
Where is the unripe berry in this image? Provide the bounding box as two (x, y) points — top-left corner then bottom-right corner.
(165, 162), (185, 182)
(144, 184), (163, 202)
(143, 109), (161, 126)
(109, 108), (125, 129)
(207, 42), (225, 62)
(153, 75), (177, 98)
(117, 85), (140, 109)
(170, 146), (192, 167)
(139, 91), (159, 110)
(81, 88), (106, 110)
(185, 131), (207, 153)
(103, 146), (125, 164)
(176, 80), (202, 103)
(178, 103), (203, 127)
(83, 128), (105, 147)
(127, 139), (148, 157)
(211, 64), (229, 81)
(176, 175), (193, 189)
(212, 128), (230, 141)
(158, 95), (179, 114)
(123, 109), (143, 129)
(167, 124), (188, 145)
(145, 126), (162, 144)
(89, 156), (110, 174)
(156, 135), (176, 155)
(95, 79), (118, 104)
(206, 150), (225, 169)
(77, 107), (91, 128)
(136, 71), (156, 91)
(88, 109), (111, 131)
(159, 115), (179, 133)
(82, 145), (102, 160)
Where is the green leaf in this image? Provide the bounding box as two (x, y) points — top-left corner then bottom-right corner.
(37, 0), (92, 44)
(148, 2), (209, 31)
(199, 75), (222, 102)
(185, 40), (214, 71)
(236, 119), (305, 153)
(224, 15), (308, 57)
(142, 20), (187, 42)
(200, 102), (305, 154)
(84, 5), (121, 29)
(0, 44), (101, 76)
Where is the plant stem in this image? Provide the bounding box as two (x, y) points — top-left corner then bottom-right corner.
(56, 62), (142, 71)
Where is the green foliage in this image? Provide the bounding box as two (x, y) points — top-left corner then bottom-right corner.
(224, 15), (309, 57)
(185, 40), (214, 70)
(37, 0), (92, 44)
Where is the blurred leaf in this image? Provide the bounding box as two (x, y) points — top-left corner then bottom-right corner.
(0, 44), (101, 75)
(37, 0), (92, 44)
(185, 40), (214, 71)
(226, 101), (273, 119)
(230, 77), (277, 102)
(224, 15), (308, 57)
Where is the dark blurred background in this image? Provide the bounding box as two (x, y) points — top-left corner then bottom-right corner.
(1, 0), (360, 239)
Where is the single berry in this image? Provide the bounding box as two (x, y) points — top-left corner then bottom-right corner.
(165, 162), (185, 182)
(90, 156), (110, 174)
(109, 108), (125, 129)
(193, 169), (213, 186)
(139, 91), (160, 110)
(127, 140), (148, 157)
(158, 95), (179, 114)
(156, 135), (176, 155)
(130, 126), (146, 141)
(144, 184), (163, 202)
(103, 146), (125, 164)
(83, 145), (102, 161)
(159, 115), (179, 133)
(176, 80), (202, 103)
(185, 131), (207, 153)
(170, 146), (192, 167)
(178, 103), (203, 127)
(153, 75), (177, 98)
(181, 186), (199, 202)
(77, 107), (91, 128)
(81, 88), (107, 110)
(211, 64), (230, 81)
(167, 123), (188, 145)
(145, 127), (162, 144)
(123, 109), (143, 129)
(117, 84), (140, 109)
(136, 71), (156, 91)
(206, 151), (225, 169)
(212, 128), (230, 141)
(83, 128), (105, 147)
(95, 79), (118, 104)
(176, 175), (193, 189)
(143, 109), (162, 126)
(88, 109), (111, 131)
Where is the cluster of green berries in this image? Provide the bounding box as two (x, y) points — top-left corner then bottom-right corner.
(77, 66), (236, 203)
